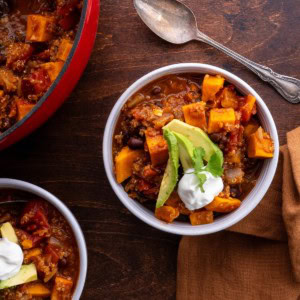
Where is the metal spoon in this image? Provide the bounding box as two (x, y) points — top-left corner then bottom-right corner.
(134, 0), (300, 104)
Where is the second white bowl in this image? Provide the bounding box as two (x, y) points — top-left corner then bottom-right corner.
(0, 178), (87, 299)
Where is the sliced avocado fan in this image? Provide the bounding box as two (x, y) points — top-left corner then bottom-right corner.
(0, 222), (18, 244)
(0, 264), (38, 290)
(164, 119), (223, 165)
(156, 121), (224, 208)
(156, 129), (179, 208)
(172, 132), (195, 171)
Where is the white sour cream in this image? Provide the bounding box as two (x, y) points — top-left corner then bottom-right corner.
(0, 238), (23, 280)
(178, 169), (224, 211)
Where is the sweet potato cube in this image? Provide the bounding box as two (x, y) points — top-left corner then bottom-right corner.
(155, 206), (180, 223)
(41, 62), (64, 82)
(0, 90), (3, 97)
(51, 277), (73, 300)
(244, 120), (259, 139)
(115, 146), (143, 183)
(206, 197), (241, 213)
(26, 15), (55, 42)
(22, 239), (33, 249)
(166, 192), (191, 215)
(227, 149), (242, 164)
(25, 248), (42, 261)
(202, 74), (225, 102)
(145, 129), (169, 166)
(189, 210), (213, 225)
(27, 283), (50, 298)
(16, 99), (35, 121)
(248, 127), (274, 158)
(220, 87), (239, 109)
(208, 108), (236, 133)
(182, 102), (207, 130)
(57, 39), (73, 62)
(240, 95), (256, 123)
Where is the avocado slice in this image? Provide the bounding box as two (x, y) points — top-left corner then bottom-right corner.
(156, 129), (179, 208)
(164, 119), (223, 165)
(0, 264), (37, 290)
(173, 132), (195, 171)
(1, 222), (18, 244)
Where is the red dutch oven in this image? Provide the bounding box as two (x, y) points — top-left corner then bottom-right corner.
(0, 0), (100, 151)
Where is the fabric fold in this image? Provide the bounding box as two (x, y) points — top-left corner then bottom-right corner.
(282, 127), (300, 282)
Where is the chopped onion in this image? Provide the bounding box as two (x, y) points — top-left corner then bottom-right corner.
(127, 93), (145, 108)
(257, 127), (263, 142)
(49, 237), (63, 247)
(225, 168), (244, 184)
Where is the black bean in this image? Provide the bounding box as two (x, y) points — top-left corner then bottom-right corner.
(59, 258), (68, 267)
(128, 137), (144, 149)
(0, 0), (11, 16)
(210, 133), (223, 143)
(230, 186), (242, 198)
(152, 86), (162, 95)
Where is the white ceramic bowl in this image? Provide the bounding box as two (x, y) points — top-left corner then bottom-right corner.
(0, 178), (87, 300)
(103, 63), (279, 236)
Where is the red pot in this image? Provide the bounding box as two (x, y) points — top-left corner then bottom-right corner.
(0, 0), (100, 151)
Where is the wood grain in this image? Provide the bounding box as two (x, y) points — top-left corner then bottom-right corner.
(0, 0), (300, 298)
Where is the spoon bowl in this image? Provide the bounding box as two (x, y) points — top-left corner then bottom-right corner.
(134, 0), (197, 44)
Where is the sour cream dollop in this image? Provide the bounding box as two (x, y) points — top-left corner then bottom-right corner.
(0, 238), (23, 280)
(178, 169), (224, 211)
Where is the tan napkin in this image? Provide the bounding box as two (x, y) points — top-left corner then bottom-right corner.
(177, 128), (300, 300)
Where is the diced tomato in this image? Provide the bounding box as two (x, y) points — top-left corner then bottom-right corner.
(20, 201), (50, 237)
(57, 0), (78, 16)
(59, 11), (80, 30)
(36, 49), (51, 61)
(45, 244), (61, 264)
(240, 95), (257, 123)
(227, 126), (244, 153)
(138, 179), (151, 192)
(57, 0), (80, 30)
(138, 179), (158, 195)
(143, 187), (159, 195)
(31, 235), (45, 247)
(21, 68), (51, 97)
(142, 165), (159, 179)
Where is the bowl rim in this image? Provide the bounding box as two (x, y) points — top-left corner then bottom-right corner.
(0, 178), (87, 300)
(103, 63), (279, 236)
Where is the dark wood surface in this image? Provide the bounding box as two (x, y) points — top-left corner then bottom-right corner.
(1, 0), (300, 299)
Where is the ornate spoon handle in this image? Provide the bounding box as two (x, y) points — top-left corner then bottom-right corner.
(196, 31), (300, 104)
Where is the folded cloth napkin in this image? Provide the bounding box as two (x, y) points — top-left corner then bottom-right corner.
(177, 128), (300, 300)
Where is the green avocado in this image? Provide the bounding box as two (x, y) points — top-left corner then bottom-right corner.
(156, 129), (179, 208)
(164, 119), (223, 165)
(0, 264), (38, 290)
(1, 222), (18, 244)
(173, 132), (195, 171)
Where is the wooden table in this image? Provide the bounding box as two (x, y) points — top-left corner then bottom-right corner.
(1, 0), (300, 298)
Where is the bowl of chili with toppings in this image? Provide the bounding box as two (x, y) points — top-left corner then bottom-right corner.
(103, 63), (279, 236)
(0, 0), (99, 150)
(0, 178), (87, 299)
